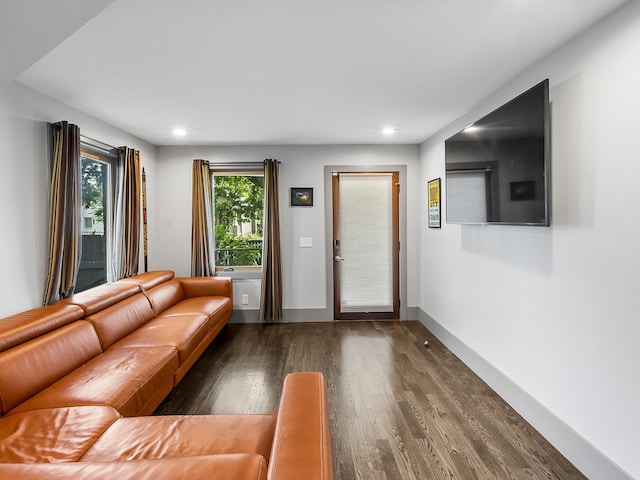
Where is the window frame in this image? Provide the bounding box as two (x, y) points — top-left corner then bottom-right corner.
(77, 143), (117, 291)
(210, 166), (264, 280)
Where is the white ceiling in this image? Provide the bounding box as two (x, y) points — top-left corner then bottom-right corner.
(0, 0), (117, 86)
(5, 0), (630, 146)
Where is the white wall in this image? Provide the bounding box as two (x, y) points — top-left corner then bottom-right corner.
(419, 3), (640, 479)
(0, 82), (158, 318)
(157, 144), (420, 316)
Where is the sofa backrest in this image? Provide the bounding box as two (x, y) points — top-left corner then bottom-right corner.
(0, 304), (85, 353)
(117, 270), (175, 291)
(60, 282), (141, 316)
(0, 321), (102, 415)
(143, 279), (186, 315)
(85, 293), (155, 349)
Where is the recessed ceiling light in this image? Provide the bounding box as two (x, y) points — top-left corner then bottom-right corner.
(172, 127), (187, 136)
(382, 127), (396, 135)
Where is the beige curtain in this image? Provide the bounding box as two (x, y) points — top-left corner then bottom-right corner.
(43, 121), (82, 305)
(260, 158), (282, 321)
(191, 159), (215, 276)
(113, 147), (141, 279)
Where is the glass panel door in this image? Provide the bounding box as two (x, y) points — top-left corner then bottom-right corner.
(332, 172), (399, 320)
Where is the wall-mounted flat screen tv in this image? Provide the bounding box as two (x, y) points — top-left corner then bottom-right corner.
(445, 79), (550, 226)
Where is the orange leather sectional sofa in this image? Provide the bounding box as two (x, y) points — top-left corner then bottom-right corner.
(0, 270), (334, 479)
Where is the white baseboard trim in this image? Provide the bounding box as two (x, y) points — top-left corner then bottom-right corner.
(418, 309), (633, 480)
(231, 306), (421, 324)
(230, 309), (260, 324)
(231, 307), (420, 324)
(230, 308), (334, 324)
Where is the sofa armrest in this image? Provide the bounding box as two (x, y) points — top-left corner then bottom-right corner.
(268, 372), (334, 480)
(0, 453), (267, 480)
(176, 277), (233, 301)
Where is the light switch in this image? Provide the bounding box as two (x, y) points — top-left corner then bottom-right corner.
(299, 237), (313, 248)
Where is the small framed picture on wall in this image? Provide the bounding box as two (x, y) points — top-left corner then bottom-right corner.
(428, 178), (441, 228)
(291, 187), (314, 207)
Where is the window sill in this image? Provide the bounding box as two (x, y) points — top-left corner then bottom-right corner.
(215, 267), (262, 280)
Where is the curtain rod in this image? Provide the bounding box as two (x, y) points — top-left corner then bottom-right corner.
(205, 160), (282, 172)
(80, 134), (117, 152)
(204, 160), (281, 166)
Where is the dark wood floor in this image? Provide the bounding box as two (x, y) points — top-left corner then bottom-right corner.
(155, 321), (586, 480)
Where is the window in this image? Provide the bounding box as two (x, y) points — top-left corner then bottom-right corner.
(76, 145), (115, 292)
(212, 169), (264, 273)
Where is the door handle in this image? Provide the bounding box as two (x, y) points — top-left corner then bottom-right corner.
(334, 255), (344, 262)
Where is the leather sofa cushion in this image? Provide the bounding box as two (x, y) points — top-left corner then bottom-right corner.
(144, 279), (185, 315)
(161, 297), (232, 326)
(81, 413), (276, 463)
(85, 293), (155, 349)
(0, 406), (120, 462)
(60, 282), (141, 316)
(0, 321), (102, 415)
(109, 314), (209, 365)
(0, 304), (84, 353)
(9, 346), (178, 417)
(0, 453), (268, 480)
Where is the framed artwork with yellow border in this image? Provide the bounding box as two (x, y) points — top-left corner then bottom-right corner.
(428, 178), (441, 228)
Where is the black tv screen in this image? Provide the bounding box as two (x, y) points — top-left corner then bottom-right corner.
(444, 79), (550, 226)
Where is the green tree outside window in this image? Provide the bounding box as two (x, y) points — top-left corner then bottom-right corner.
(213, 175), (264, 266)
